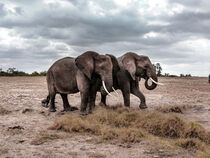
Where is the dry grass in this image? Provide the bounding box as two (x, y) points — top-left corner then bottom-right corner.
(174, 138), (206, 151)
(30, 131), (61, 145)
(155, 105), (192, 113)
(185, 123), (210, 144)
(50, 105), (210, 149)
(198, 152), (210, 158)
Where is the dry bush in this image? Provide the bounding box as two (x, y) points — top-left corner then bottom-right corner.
(156, 105), (188, 113)
(118, 128), (144, 143)
(185, 123), (210, 144)
(174, 138), (205, 151)
(51, 107), (145, 143)
(198, 152), (210, 158)
(137, 112), (186, 138)
(51, 105), (210, 146)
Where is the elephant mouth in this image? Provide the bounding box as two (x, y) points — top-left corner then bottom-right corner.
(145, 77), (164, 90)
(145, 77), (157, 90)
(102, 81), (113, 96)
(101, 81), (119, 97)
(149, 77), (164, 85)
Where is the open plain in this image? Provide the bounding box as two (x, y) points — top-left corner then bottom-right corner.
(0, 76), (210, 158)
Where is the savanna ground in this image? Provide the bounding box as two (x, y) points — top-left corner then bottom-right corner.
(0, 76), (210, 158)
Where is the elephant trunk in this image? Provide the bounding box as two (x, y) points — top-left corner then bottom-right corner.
(145, 76), (158, 90)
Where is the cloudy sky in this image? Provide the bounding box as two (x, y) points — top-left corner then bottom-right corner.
(0, 0), (210, 76)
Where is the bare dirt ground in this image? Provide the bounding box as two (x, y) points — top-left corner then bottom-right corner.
(0, 76), (209, 158)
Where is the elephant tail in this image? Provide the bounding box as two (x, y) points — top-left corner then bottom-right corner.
(41, 94), (50, 108)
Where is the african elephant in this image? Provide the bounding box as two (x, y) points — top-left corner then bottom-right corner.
(100, 52), (160, 109)
(209, 74), (210, 83)
(42, 51), (113, 115)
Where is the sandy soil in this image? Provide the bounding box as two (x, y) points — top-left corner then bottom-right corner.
(0, 76), (209, 158)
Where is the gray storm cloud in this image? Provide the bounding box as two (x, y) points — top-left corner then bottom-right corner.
(0, 0), (210, 76)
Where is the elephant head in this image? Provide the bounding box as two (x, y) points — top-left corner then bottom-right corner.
(75, 51), (113, 94)
(121, 52), (159, 90)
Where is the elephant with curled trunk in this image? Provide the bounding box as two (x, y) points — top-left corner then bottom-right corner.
(100, 52), (159, 109)
(42, 51), (113, 115)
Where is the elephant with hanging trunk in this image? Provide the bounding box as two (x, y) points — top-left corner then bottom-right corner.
(42, 51), (113, 115)
(100, 52), (162, 109)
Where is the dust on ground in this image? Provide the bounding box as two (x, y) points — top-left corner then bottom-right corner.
(0, 76), (209, 158)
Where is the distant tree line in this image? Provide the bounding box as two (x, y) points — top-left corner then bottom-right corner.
(153, 63), (192, 77)
(179, 74), (192, 77)
(0, 65), (193, 77)
(0, 67), (47, 76)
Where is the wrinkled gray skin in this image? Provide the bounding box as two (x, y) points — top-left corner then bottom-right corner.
(100, 52), (158, 109)
(42, 51), (113, 115)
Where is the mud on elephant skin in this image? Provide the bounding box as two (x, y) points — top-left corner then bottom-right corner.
(100, 52), (162, 109)
(42, 51), (113, 115)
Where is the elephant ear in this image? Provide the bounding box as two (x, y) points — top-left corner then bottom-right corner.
(75, 51), (95, 79)
(122, 55), (136, 80)
(105, 54), (120, 73)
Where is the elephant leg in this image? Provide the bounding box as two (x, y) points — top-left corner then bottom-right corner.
(121, 82), (130, 107)
(100, 93), (107, 106)
(60, 93), (71, 111)
(117, 72), (131, 107)
(88, 86), (97, 114)
(49, 93), (56, 112)
(60, 94), (78, 112)
(80, 91), (89, 115)
(130, 80), (147, 109)
(122, 90), (130, 107)
(76, 70), (91, 115)
(131, 88), (147, 109)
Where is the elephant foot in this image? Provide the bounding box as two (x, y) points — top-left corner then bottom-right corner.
(99, 102), (106, 107)
(41, 99), (49, 108)
(88, 109), (93, 114)
(49, 108), (56, 112)
(139, 103), (148, 109)
(70, 106), (79, 111)
(62, 106), (79, 112)
(80, 111), (88, 116)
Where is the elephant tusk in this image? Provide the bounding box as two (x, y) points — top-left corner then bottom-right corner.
(149, 77), (164, 86)
(112, 87), (119, 95)
(102, 81), (113, 96)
